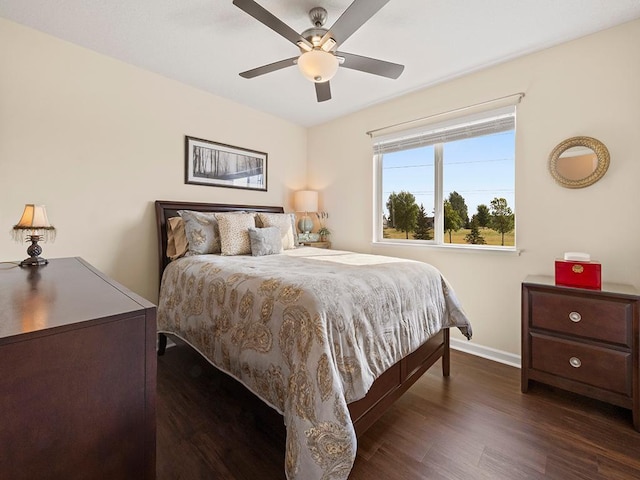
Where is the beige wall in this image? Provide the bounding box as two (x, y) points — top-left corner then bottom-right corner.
(0, 18), (307, 303)
(308, 19), (640, 356)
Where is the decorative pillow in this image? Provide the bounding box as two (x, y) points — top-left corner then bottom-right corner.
(216, 212), (256, 255)
(166, 216), (189, 260)
(178, 210), (221, 255)
(248, 227), (283, 257)
(256, 213), (297, 250)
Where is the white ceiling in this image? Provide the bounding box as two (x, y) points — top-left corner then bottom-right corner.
(2, 0), (640, 127)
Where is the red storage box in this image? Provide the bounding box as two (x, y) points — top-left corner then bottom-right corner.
(555, 259), (601, 290)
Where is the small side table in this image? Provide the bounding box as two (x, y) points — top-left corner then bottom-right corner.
(301, 241), (331, 249)
(521, 275), (639, 431)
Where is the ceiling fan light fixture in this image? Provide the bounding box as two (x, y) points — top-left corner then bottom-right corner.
(321, 38), (336, 52)
(296, 40), (313, 52)
(297, 49), (339, 83)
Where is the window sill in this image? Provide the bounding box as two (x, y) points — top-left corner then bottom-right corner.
(372, 240), (522, 256)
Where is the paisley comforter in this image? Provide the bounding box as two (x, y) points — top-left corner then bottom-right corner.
(157, 247), (472, 480)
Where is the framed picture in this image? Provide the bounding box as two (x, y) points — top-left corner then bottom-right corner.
(185, 136), (267, 191)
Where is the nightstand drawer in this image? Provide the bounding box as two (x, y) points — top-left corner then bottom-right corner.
(529, 291), (632, 347)
(531, 334), (631, 395)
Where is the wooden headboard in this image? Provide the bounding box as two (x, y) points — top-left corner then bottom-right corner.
(154, 200), (284, 287)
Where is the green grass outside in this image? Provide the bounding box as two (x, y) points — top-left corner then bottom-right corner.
(383, 227), (515, 246)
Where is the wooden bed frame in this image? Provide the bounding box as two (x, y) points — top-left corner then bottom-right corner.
(154, 200), (450, 437)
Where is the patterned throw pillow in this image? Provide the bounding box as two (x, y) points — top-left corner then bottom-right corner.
(178, 210), (221, 255)
(216, 212), (256, 255)
(248, 227), (283, 256)
(256, 213), (297, 250)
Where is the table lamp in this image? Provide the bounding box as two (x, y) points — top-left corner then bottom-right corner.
(12, 204), (56, 267)
(294, 190), (318, 234)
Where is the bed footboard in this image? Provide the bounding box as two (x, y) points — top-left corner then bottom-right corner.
(348, 328), (449, 437)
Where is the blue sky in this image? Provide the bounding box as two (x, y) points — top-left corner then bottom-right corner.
(382, 130), (515, 219)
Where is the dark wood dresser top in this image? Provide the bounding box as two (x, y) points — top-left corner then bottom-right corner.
(0, 257), (154, 343)
(523, 274), (639, 297)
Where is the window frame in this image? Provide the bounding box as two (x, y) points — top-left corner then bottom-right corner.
(372, 105), (517, 252)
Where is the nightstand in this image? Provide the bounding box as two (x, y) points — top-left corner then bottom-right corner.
(521, 275), (639, 431)
(301, 241), (331, 249)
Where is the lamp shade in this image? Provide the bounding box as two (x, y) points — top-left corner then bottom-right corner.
(294, 191), (318, 213)
(297, 50), (339, 83)
(15, 204), (52, 229)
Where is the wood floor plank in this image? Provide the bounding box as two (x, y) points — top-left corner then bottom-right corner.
(544, 447), (603, 480)
(478, 445), (546, 480)
(353, 444), (433, 480)
(421, 442), (494, 480)
(597, 455), (640, 480)
(157, 339), (640, 479)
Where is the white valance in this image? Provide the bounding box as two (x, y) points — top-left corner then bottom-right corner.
(369, 92), (523, 155)
(373, 106), (515, 155)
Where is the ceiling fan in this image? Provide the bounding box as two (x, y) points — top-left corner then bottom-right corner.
(232, 0), (404, 102)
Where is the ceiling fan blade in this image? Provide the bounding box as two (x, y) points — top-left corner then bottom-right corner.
(337, 51), (404, 79)
(233, 0), (312, 49)
(315, 81), (331, 102)
(239, 57), (298, 79)
(321, 0), (391, 47)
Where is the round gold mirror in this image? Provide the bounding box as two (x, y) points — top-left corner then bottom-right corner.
(548, 136), (609, 188)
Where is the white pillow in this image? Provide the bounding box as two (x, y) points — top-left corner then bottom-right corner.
(215, 212), (256, 255)
(256, 213), (297, 250)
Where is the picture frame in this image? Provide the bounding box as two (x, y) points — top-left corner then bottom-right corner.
(184, 136), (267, 191)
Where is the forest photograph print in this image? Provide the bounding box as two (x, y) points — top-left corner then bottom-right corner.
(185, 136), (267, 191)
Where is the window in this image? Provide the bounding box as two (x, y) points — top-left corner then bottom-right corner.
(373, 105), (516, 249)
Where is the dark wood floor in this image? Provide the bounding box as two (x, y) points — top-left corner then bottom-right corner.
(157, 339), (640, 479)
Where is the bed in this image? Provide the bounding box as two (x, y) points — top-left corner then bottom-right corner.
(154, 200), (472, 480)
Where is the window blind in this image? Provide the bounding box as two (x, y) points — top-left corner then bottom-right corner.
(373, 106), (515, 155)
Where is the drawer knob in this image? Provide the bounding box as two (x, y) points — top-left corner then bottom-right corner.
(569, 357), (582, 368)
(568, 311), (582, 323)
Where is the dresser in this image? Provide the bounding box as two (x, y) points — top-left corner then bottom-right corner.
(521, 275), (639, 431)
(0, 257), (157, 478)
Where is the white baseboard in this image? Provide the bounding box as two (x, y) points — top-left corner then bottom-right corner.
(450, 338), (521, 368)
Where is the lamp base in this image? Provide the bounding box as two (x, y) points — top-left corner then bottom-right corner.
(298, 216), (314, 234)
(20, 256), (48, 267)
(20, 235), (48, 267)
(298, 215), (313, 233)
